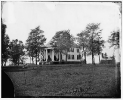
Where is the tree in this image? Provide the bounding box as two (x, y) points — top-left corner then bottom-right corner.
(93, 31), (105, 63)
(50, 30), (74, 61)
(86, 23), (103, 64)
(1, 19), (10, 66)
(108, 29), (120, 64)
(9, 39), (25, 65)
(25, 26), (46, 65)
(108, 29), (120, 49)
(77, 30), (90, 64)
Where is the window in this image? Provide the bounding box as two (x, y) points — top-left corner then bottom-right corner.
(77, 55), (81, 60)
(69, 48), (74, 52)
(71, 48), (74, 52)
(77, 49), (79, 53)
(72, 55), (74, 59)
(68, 54), (70, 59)
(77, 55), (79, 59)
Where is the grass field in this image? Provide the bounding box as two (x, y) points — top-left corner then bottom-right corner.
(5, 64), (120, 98)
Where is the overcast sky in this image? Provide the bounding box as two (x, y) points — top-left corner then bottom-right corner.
(2, 1), (121, 63)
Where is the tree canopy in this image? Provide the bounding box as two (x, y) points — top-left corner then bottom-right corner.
(9, 39), (25, 65)
(86, 23), (105, 64)
(108, 29), (120, 49)
(1, 19), (10, 66)
(77, 23), (104, 64)
(25, 26), (46, 65)
(50, 30), (74, 61)
(77, 30), (90, 64)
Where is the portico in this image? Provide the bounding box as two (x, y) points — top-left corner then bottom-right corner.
(44, 48), (56, 62)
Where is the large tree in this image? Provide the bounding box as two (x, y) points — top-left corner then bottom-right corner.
(9, 39), (25, 65)
(1, 19), (10, 66)
(25, 26), (46, 65)
(50, 30), (74, 61)
(93, 30), (105, 63)
(108, 29), (120, 64)
(85, 23), (104, 64)
(77, 30), (90, 64)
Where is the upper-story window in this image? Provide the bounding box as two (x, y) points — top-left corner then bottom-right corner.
(77, 48), (79, 53)
(68, 48), (74, 52)
(71, 48), (74, 52)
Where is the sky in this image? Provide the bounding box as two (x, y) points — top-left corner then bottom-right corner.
(2, 1), (121, 63)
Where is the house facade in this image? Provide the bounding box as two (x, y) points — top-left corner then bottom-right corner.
(40, 43), (83, 62)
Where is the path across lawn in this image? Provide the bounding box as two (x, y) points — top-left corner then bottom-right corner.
(4, 64), (120, 98)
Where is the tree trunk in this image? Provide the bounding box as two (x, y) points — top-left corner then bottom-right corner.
(32, 56), (34, 63)
(91, 32), (95, 65)
(83, 46), (86, 64)
(59, 52), (61, 62)
(99, 54), (100, 64)
(35, 49), (38, 65)
(36, 58), (37, 65)
(18, 58), (19, 65)
(36, 53), (37, 65)
(66, 54), (68, 62)
(30, 56), (31, 63)
(84, 52), (86, 64)
(5, 61), (6, 66)
(92, 51), (95, 64)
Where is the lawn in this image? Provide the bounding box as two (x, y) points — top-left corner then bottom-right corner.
(4, 64), (120, 98)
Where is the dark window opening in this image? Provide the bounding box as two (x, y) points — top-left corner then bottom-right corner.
(77, 49), (79, 52)
(72, 55), (74, 59)
(68, 54), (70, 59)
(71, 48), (74, 52)
(77, 55), (81, 59)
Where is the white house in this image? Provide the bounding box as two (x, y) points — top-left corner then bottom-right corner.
(40, 42), (83, 62)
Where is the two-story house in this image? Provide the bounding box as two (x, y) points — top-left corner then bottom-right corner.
(40, 42), (83, 62)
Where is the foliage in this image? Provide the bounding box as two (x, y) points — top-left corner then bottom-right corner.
(50, 30), (74, 61)
(1, 19), (10, 66)
(77, 30), (90, 64)
(108, 29), (120, 49)
(20, 55), (28, 64)
(77, 23), (105, 64)
(92, 39), (105, 55)
(85, 23), (104, 64)
(86, 23), (100, 54)
(25, 26), (46, 65)
(77, 30), (90, 49)
(9, 39), (25, 65)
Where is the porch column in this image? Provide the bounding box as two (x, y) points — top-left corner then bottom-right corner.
(46, 49), (48, 62)
(52, 49), (54, 61)
(59, 52), (60, 61)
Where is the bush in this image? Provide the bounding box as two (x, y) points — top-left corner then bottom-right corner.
(100, 60), (115, 64)
(50, 61), (83, 64)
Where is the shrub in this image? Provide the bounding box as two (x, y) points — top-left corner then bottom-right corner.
(50, 61), (83, 64)
(100, 60), (115, 64)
